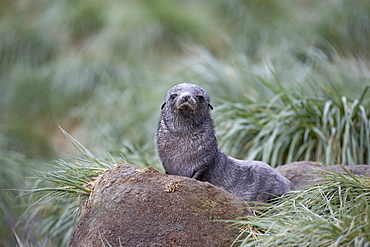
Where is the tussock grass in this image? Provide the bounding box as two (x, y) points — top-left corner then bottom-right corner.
(24, 127), (116, 198)
(233, 170), (370, 246)
(14, 128), (118, 246)
(215, 84), (370, 167)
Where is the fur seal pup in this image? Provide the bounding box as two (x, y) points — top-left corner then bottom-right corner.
(157, 83), (294, 203)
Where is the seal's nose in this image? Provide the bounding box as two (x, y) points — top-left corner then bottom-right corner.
(183, 95), (190, 101)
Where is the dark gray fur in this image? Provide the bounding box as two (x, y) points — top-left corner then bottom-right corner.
(157, 83), (294, 203)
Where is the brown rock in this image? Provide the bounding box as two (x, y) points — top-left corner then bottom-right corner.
(69, 164), (251, 247)
(276, 161), (370, 189)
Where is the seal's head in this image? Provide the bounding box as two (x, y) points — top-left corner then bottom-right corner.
(161, 83), (213, 119)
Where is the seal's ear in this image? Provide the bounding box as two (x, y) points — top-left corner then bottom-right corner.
(208, 104), (213, 110)
(161, 102), (166, 110)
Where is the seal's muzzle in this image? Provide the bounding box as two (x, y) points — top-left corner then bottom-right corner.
(177, 94), (196, 116)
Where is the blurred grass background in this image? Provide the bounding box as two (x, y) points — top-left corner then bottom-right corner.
(0, 0), (369, 245)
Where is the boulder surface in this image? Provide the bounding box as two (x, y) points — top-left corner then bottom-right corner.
(276, 161), (370, 188)
(69, 164), (251, 247)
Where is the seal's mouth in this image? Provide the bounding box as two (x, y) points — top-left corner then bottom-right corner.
(177, 103), (195, 116)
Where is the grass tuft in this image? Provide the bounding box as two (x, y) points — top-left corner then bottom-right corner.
(24, 127), (116, 198)
(233, 170), (370, 246)
(215, 83), (370, 167)
(14, 128), (120, 245)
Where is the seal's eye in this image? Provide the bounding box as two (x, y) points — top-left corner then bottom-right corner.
(170, 94), (177, 100)
(196, 95), (205, 102)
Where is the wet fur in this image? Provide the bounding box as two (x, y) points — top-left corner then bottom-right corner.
(157, 83), (294, 203)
